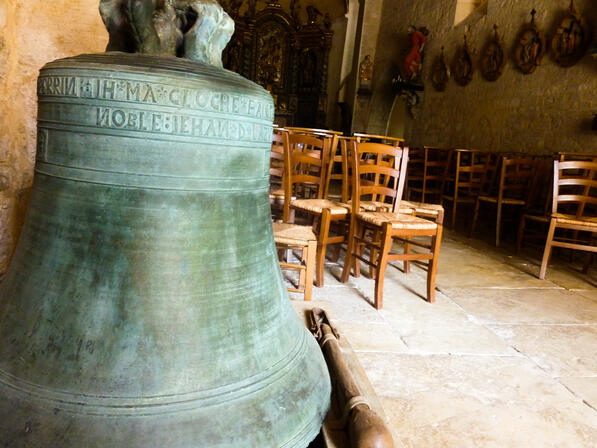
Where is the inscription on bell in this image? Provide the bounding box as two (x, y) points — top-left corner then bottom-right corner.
(95, 107), (272, 141)
(38, 75), (274, 121)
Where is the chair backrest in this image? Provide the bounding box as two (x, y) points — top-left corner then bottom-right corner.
(552, 160), (597, 218)
(353, 132), (404, 147)
(422, 146), (451, 201)
(498, 157), (542, 202)
(270, 128), (288, 190)
(423, 146), (452, 181)
(326, 136), (355, 203)
(286, 126), (343, 136)
(524, 157), (553, 217)
(557, 152), (597, 163)
(283, 132), (332, 219)
(445, 149), (490, 198)
(556, 153), (597, 218)
(350, 141), (409, 214)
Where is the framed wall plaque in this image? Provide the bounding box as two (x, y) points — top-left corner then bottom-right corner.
(453, 33), (474, 86)
(481, 25), (506, 81)
(514, 9), (546, 74)
(550, 0), (591, 67)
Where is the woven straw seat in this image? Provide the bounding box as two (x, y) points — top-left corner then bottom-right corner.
(291, 198), (349, 215)
(272, 222), (317, 245)
(357, 211), (438, 230)
(272, 221), (317, 301)
(360, 200), (392, 212)
(270, 188), (296, 201)
(338, 201), (415, 215)
(269, 188), (285, 200)
(552, 213), (597, 228)
(401, 200), (444, 216)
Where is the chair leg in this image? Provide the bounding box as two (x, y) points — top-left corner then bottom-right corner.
(403, 239), (411, 274)
(495, 202), (502, 247)
(427, 225), (443, 303)
(515, 215), (526, 254)
(469, 199), (480, 238)
(286, 208), (296, 224)
(340, 220), (356, 283)
(539, 219), (556, 279)
(353, 222), (365, 278)
(315, 209), (331, 287)
(374, 224), (393, 310)
(369, 229), (379, 279)
(298, 246), (307, 291)
(451, 199), (458, 228)
(582, 252), (592, 274)
(304, 240), (317, 301)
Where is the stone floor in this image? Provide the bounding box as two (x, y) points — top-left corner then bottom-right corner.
(289, 230), (597, 448)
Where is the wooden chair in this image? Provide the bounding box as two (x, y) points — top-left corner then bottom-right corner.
(407, 146), (452, 203)
(539, 160), (597, 279)
(269, 128), (289, 221)
(470, 156), (541, 246)
(284, 131), (350, 287)
(272, 222), (317, 301)
(353, 132), (405, 146)
(516, 157), (554, 252)
(340, 142), (443, 308)
(441, 149), (490, 228)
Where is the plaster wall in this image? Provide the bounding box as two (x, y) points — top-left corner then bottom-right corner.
(0, 0), (107, 273)
(370, 0), (597, 152)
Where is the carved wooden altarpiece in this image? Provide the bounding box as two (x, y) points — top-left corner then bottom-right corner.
(221, 1), (333, 127)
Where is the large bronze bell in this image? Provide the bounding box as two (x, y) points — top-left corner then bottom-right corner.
(0, 2), (330, 446)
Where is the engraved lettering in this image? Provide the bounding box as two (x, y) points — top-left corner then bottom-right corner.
(152, 113), (162, 131)
(192, 117), (203, 136)
(92, 106), (270, 141)
(111, 110), (126, 128)
(65, 77), (76, 96)
(180, 116), (190, 134)
(143, 85), (157, 103)
(210, 93), (220, 111)
(127, 112), (138, 129)
(196, 92), (209, 109)
(169, 89), (181, 106)
(102, 80), (116, 100)
(97, 107), (110, 127)
(232, 96), (240, 114)
(126, 82), (141, 101)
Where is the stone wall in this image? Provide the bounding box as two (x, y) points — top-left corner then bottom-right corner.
(369, 0), (597, 152)
(0, 1), (107, 273)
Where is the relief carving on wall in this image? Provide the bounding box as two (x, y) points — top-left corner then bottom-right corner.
(550, 0), (591, 67)
(481, 25), (506, 82)
(452, 31), (474, 86)
(514, 9), (546, 74)
(431, 46), (450, 92)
